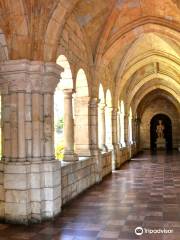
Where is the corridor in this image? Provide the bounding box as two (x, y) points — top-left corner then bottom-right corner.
(0, 151), (180, 240)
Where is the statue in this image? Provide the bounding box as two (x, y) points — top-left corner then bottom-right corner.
(156, 120), (165, 139)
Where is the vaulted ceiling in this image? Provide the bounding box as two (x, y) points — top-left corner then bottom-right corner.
(0, 0), (179, 116)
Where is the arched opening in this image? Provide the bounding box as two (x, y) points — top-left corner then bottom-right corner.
(76, 69), (89, 97)
(120, 100), (125, 147)
(55, 55), (73, 160)
(105, 90), (112, 149)
(150, 114), (172, 152)
(98, 84), (107, 151)
(74, 69), (91, 156)
(129, 107), (133, 144)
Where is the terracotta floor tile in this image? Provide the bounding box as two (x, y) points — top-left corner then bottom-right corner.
(0, 151), (180, 239)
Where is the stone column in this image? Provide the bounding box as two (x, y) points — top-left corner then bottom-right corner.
(135, 118), (141, 152)
(132, 118), (137, 149)
(98, 103), (108, 152)
(63, 89), (78, 161)
(0, 60), (63, 224)
(124, 114), (129, 147)
(105, 106), (113, 150)
(89, 98), (102, 182)
(74, 96), (91, 156)
(119, 112), (125, 147)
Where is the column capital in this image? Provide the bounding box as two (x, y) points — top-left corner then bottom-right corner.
(98, 102), (106, 110)
(89, 97), (99, 107)
(0, 59), (63, 93)
(106, 106), (113, 113)
(74, 95), (91, 104)
(112, 108), (118, 115)
(63, 88), (74, 97)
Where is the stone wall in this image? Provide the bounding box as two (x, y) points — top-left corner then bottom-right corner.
(101, 152), (112, 178)
(61, 152), (113, 206)
(116, 147), (131, 169)
(3, 160), (61, 224)
(131, 144), (138, 157)
(140, 98), (180, 149)
(61, 157), (96, 205)
(0, 161), (4, 220)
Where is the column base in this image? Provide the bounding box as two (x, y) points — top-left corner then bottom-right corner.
(100, 144), (108, 153)
(75, 149), (92, 157)
(3, 159), (61, 224)
(106, 144), (114, 151)
(63, 153), (78, 162)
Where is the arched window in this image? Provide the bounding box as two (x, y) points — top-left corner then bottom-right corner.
(120, 100), (125, 147)
(55, 55), (73, 160)
(129, 107), (133, 144)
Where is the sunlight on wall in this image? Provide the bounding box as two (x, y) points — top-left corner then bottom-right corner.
(105, 89), (112, 147)
(129, 107), (133, 144)
(76, 69), (89, 97)
(98, 84), (105, 148)
(120, 100), (125, 147)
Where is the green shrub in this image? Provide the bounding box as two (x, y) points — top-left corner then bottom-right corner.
(55, 118), (64, 133)
(55, 143), (64, 160)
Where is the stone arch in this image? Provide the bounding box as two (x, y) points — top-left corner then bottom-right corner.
(74, 68), (91, 157)
(134, 85), (180, 113)
(129, 107), (133, 144)
(116, 54), (180, 101)
(100, 22), (180, 66)
(99, 83), (105, 103)
(126, 74), (180, 109)
(141, 109), (179, 150)
(98, 83), (107, 151)
(106, 89), (112, 107)
(56, 55), (73, 89)
(0, 29), (9, 61)
(54, 54), (74, 159)
(105, 89), (113, 149)
(120, 100), (125, 147)
(115, 33), (180, 84)
(44, 0), (79, 61)
(76, 69), (89, 97)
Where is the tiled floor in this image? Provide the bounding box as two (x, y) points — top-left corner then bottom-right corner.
(1, 151), (180, 240)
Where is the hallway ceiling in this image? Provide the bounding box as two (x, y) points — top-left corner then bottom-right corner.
(0, 0), (179, 114)
(137, 89), (180, 117)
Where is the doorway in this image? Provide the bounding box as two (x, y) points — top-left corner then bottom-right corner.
(150, 114), (172, 151)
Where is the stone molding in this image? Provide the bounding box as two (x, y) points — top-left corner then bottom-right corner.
(0, 60), (63, 93)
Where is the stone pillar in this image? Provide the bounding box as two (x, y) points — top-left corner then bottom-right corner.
(124, 114), (129, 147)
(98, 103), (108, 152)
(105, 106), (113, 150)
(89, 98), (102, 182)
(63, 89), (78, 161)
(135, 118), (141, 152)
(132, 118), (136, 144)
(74, 96), (91, 156)
(119, 111), (125, 148)
(0, 60), (63, 224)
